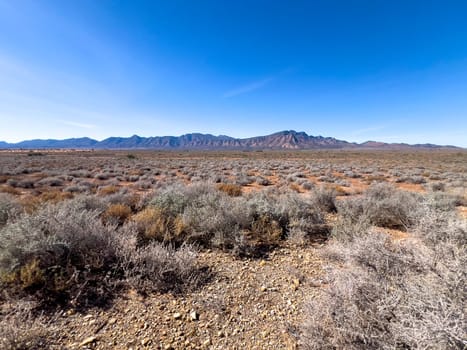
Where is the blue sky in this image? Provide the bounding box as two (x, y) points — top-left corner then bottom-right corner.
(0, 1), (466, 146)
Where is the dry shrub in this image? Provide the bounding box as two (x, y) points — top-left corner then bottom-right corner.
(98, 185), (121, 196)
(364, 175), (387, 184)
(216, 183), (243, 196)
(102, 203), (132, 225)
(103, 191), (141, 211)
(310, 186), (337, 213)
(430, 182), (446, 192)
(0, 200), (120, 309)
(0, 195), (207, 309)
(36, 177), (64, 187)
(0, 185), (21, 195)
(249, 214), (283, 245)
(128, 169), (144, 176)
(132, 207), (186, 244)
(396, 175), (426, 184)
(145, 184), (326, 255)
(0, 193), (20, 227)
(17, 196), (42, 214)
(117, 225), (205, 293)
(18, 259), (45, 290)
(246, 190), (326, 247)
(0, 307), (50, 350)
(16, 180), (35, 189)
(148, 184), (246, 249)
(300, 192), (467, 350)
(337, 183), (421, 230)
(38, 190), (73, 204)
(329, 215), (371, 243)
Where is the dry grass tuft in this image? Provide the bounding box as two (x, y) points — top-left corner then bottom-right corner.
(132, 207), (187, 244)
(102, 203), (132, 225)
(216, 183), (243, 196)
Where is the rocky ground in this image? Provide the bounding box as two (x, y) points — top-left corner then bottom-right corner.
(39, 242), (324, 349)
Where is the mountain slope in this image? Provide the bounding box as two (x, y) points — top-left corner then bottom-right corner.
(0, 131), (459, 150)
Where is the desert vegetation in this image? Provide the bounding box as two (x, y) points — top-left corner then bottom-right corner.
(0, 149), (466, 349)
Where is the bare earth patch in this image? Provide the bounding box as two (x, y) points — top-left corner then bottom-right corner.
(36, 244), (323, 349)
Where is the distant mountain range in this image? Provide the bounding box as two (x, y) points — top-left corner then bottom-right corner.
(0, 131), (460, 150)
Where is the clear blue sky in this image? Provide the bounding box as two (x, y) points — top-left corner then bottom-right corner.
(1, 0), (466, 146)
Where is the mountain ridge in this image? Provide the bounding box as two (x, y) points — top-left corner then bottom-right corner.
(0, 130), (460, 150)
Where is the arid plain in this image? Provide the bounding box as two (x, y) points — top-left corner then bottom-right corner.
(1, 149), (466, 349)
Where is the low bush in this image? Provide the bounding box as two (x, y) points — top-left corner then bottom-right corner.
(430, 182), (446, 192)
(337, 183), (422, 230)
(397, 175), (427, 184)
(216, 183), (243, 197)
(301, 191), (466, 350)
(117, 225), (204, 294)
(102, 203), (132, 225)
(38, 190), (73, 204)
(310, 186), (337, 213)
(0, 185), (21, 195)
(0, 194), (20, 227)
(0, 308), (49, 350)
(0, 200), (120, 308)
(36, 177), (64, 187)
(98, 184), (121, 196)
(132, 207), (187, 244)
(142, 184), (326, 255)
(0, 196), (208, 309)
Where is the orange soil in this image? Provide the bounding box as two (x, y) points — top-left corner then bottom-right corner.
(394, 182), (426, 193)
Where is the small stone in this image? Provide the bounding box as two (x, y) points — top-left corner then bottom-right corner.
(65, 309), (75, 316)
(141, 338), (151, 346)
(217, 331), (225, 337)
(189, 311), (199, 321)
(259, 260), (266, 266)
(79, 336), (97, 346)
(173, 312), (182, 320)
(108, 317), (117, 325)
(164, 344), (174, 350)
(203, 339), (211, 346)
(260, 286), (267, 292)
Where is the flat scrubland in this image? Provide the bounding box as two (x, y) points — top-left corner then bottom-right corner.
(0, 149), (466, 349)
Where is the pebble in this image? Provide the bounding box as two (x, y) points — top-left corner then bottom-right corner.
(79, 336), (97, 346)
(189, 311), (199, 321)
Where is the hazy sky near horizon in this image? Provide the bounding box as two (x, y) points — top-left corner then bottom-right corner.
(0, 1), (466, 146)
